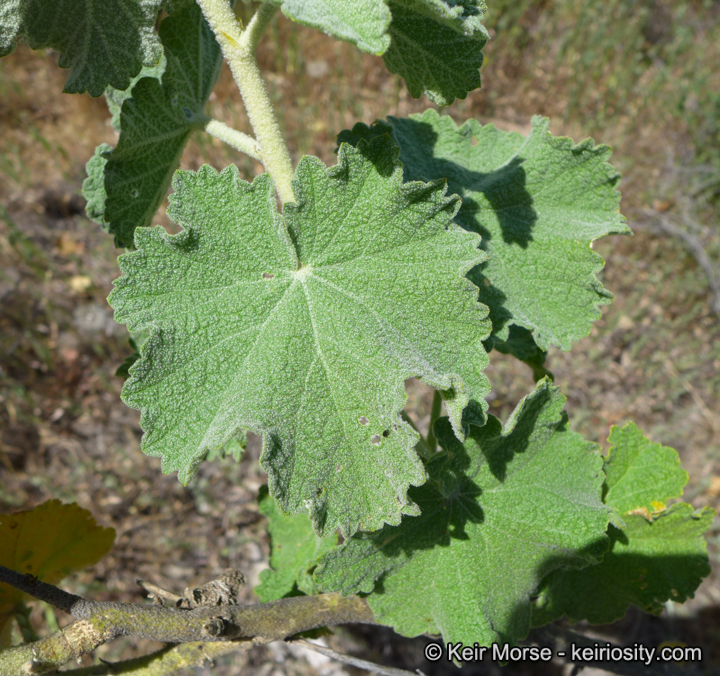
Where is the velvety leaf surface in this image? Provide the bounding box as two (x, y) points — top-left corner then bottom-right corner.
(255, 487), (337, 602)
(0, 0), (162, 96)
(82, 4), (222, 248)
(316, 381), (609, 645)
(109, 137), (491, 537)
(603, 422), (688, 515)
(338, 111), (629, 349)
(0, 501), (115, 645)
(532, 423), (714, 626)
(270, 0), (391, 54)
(383, 2), (487, 105)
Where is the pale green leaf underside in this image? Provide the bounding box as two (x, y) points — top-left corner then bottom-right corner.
(256, 488), (337, 602)
(532, 424), (714, 626)
(391, 0), (487, 35)
(383, 2), (486, 105)
(82, 4), (222, 249)
(109, 137), (491, 537)
(270, 0), (392, 54)
(267, 0), (486, 103)
(105, 57), (167, 131)
(0, 0), (162, 96)
(339, 111), (629, 350)
(316, 381), (609, 645)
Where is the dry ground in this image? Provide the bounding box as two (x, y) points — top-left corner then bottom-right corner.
(1, 2), (719, 674)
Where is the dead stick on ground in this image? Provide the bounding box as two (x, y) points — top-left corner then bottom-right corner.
(640, 208), (720, 321)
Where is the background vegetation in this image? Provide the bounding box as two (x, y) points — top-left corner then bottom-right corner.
(0, 0), (718, 673)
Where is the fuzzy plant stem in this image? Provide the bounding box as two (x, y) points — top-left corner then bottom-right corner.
(200, 116), (263, 162)
(196, 0), (295, 204)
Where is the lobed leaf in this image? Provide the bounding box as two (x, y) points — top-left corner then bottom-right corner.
(316, 380), (610, 646)
(383, 2), (487, 105)
(109, 136), (491, 537)
(391, 0), (487, 35)
(269, 0), (392, 54)
(338, 111), (630, 350)
(0, 0), (163, 97)
(532, 423), (714, 626)
(82, 3), (222, 249)
(255, 487), (337, 602)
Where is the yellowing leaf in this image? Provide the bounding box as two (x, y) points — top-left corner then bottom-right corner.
(0, 500), (115, 645)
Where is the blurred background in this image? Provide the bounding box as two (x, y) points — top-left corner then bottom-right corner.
(0, 0), (719, 674)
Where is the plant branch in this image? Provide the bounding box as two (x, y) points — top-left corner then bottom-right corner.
(196, 0), (295, 204)
(534, 625), (688, 676)
(55, 639), (263, 676)
(0, 565), (375, 676)
(200, 116), (263, 162)
(639, 208), (720, 321)
(290, 639), (423, 676)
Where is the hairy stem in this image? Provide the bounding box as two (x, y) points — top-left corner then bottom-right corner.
(196, 0), (295, 204)
(201, 116), (263, 162)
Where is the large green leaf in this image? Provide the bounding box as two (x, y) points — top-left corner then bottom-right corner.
(82, 3), (222, 249)
(383, 2), (487, 105)
(255, 487), (337, 602)
(109, 136), (491, 537)
(316, 381), (610, 645)
(532, 423), (714, 626)
(338, 112), (629, 350)
(0, 0), (162, 97)
(269, 0), (392, 54)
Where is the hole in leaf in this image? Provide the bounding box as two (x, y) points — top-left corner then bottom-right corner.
(382, 429), (390, 437)
(370, 434), (382, 446)
(471, 136), (478, 146)
(336, 464), (342, 473)
(358, 416), (369, 426)
(130, 189), (139, 198)
(262, 272), (275, 280)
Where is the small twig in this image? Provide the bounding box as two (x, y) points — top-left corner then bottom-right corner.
(289, 639), (424, 676)
(0, 566), (86, 615)
(535, 625), (687, 676)
(135, 580), (181, 607)
(639, 208), (720, 321)
(56, 638), (264, 676)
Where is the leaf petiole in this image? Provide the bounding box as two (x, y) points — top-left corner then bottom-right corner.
(199, 115), (263, 162)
